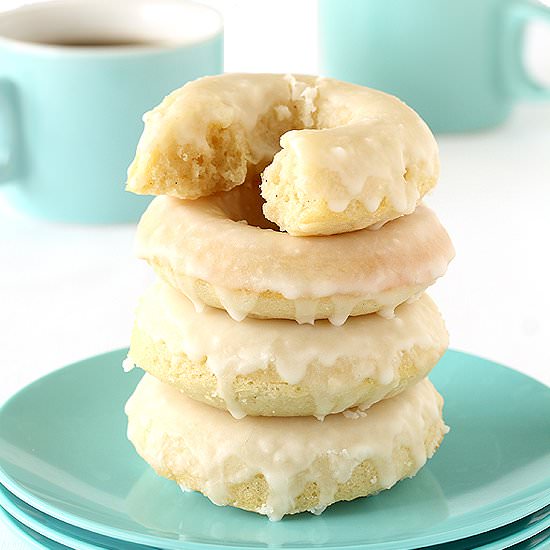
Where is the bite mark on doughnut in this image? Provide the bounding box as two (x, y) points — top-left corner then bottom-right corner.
(127, 74), (438, 236)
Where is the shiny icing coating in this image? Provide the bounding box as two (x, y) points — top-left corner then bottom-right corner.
(126, 73), (439, 235)
(129, 281), (448, 418)
(126, 376), (448, 521)
(262, 76), (439, 234)
(135, 194), (454, 323)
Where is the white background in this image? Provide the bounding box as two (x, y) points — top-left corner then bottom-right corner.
(1, 1), (549, 548)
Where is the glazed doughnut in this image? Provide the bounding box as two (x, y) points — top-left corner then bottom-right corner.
(126, 282), (448, 418)
(134, 187), (455, 324)
(125, 376), (448, 521)
(126, 73), (439, 236)
(261, 76), (439, 235)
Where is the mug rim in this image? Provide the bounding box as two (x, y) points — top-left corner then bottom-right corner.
(0, 0), (223, 56)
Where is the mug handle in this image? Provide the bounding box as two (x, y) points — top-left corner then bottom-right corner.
(504, 1), (550, 99)
(0, 77), (20, 182)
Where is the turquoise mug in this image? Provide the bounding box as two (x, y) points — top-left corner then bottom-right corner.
(0, 0), (223, 223)
(319, 0), (550, 132)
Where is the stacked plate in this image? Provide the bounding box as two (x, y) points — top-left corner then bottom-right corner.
(0, 349), (549, 550)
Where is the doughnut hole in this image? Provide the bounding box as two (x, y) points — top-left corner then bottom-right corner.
(211, 175), (280, 230)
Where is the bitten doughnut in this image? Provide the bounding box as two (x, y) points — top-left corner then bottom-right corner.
(126, 73), (439, 236)
(135, 186), (455, 324)
(126, 376), (448, 521)
(126, 282), (448, 418)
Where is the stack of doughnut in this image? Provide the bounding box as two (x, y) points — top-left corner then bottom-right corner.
(123, 74), (455, 521)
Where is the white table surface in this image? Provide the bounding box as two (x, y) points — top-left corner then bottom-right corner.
(1, 1), (550, 548)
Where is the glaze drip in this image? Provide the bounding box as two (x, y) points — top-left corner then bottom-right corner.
(129, 282), (449, 418)
(125, 376), (448, 520)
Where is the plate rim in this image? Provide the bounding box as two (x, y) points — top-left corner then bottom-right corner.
(0, 504), (66, 550)
(0, 348), (549, 550)
(477, 518), (550, 550)
(3, 482), (550, 550)
(0, 485), (104, 550)
(0, 483), (157, 550)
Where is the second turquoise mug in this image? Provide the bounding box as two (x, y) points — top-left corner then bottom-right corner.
(319, 0), (550, 132)
(0, 0), (223, 223)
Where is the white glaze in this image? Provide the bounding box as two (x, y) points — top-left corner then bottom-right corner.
(166, 272), (422, 326)
(126, 376), (448, 520)
(294, 298), (319, 325)
(288, 76), (438, 215)
(278, 121), (423, 215)
(122, 357), (135, 372)
(130, 282), (448, 418)
(214, 285), (258, 322)
(128, 74), (316, 191)
(135, 197), (455, 316)
(128, 74), (438, 221)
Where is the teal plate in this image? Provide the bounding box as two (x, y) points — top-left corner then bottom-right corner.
(1, 482), (550, 550)
(428, 505), (550, 550)
(0, 505), (68, 549)
(0, 349), (549, 549)
(1, 506), (549, 550)
(0, 484), (156, 549)
(7, 508), (548, 550)
(515, 528), (550, 549)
